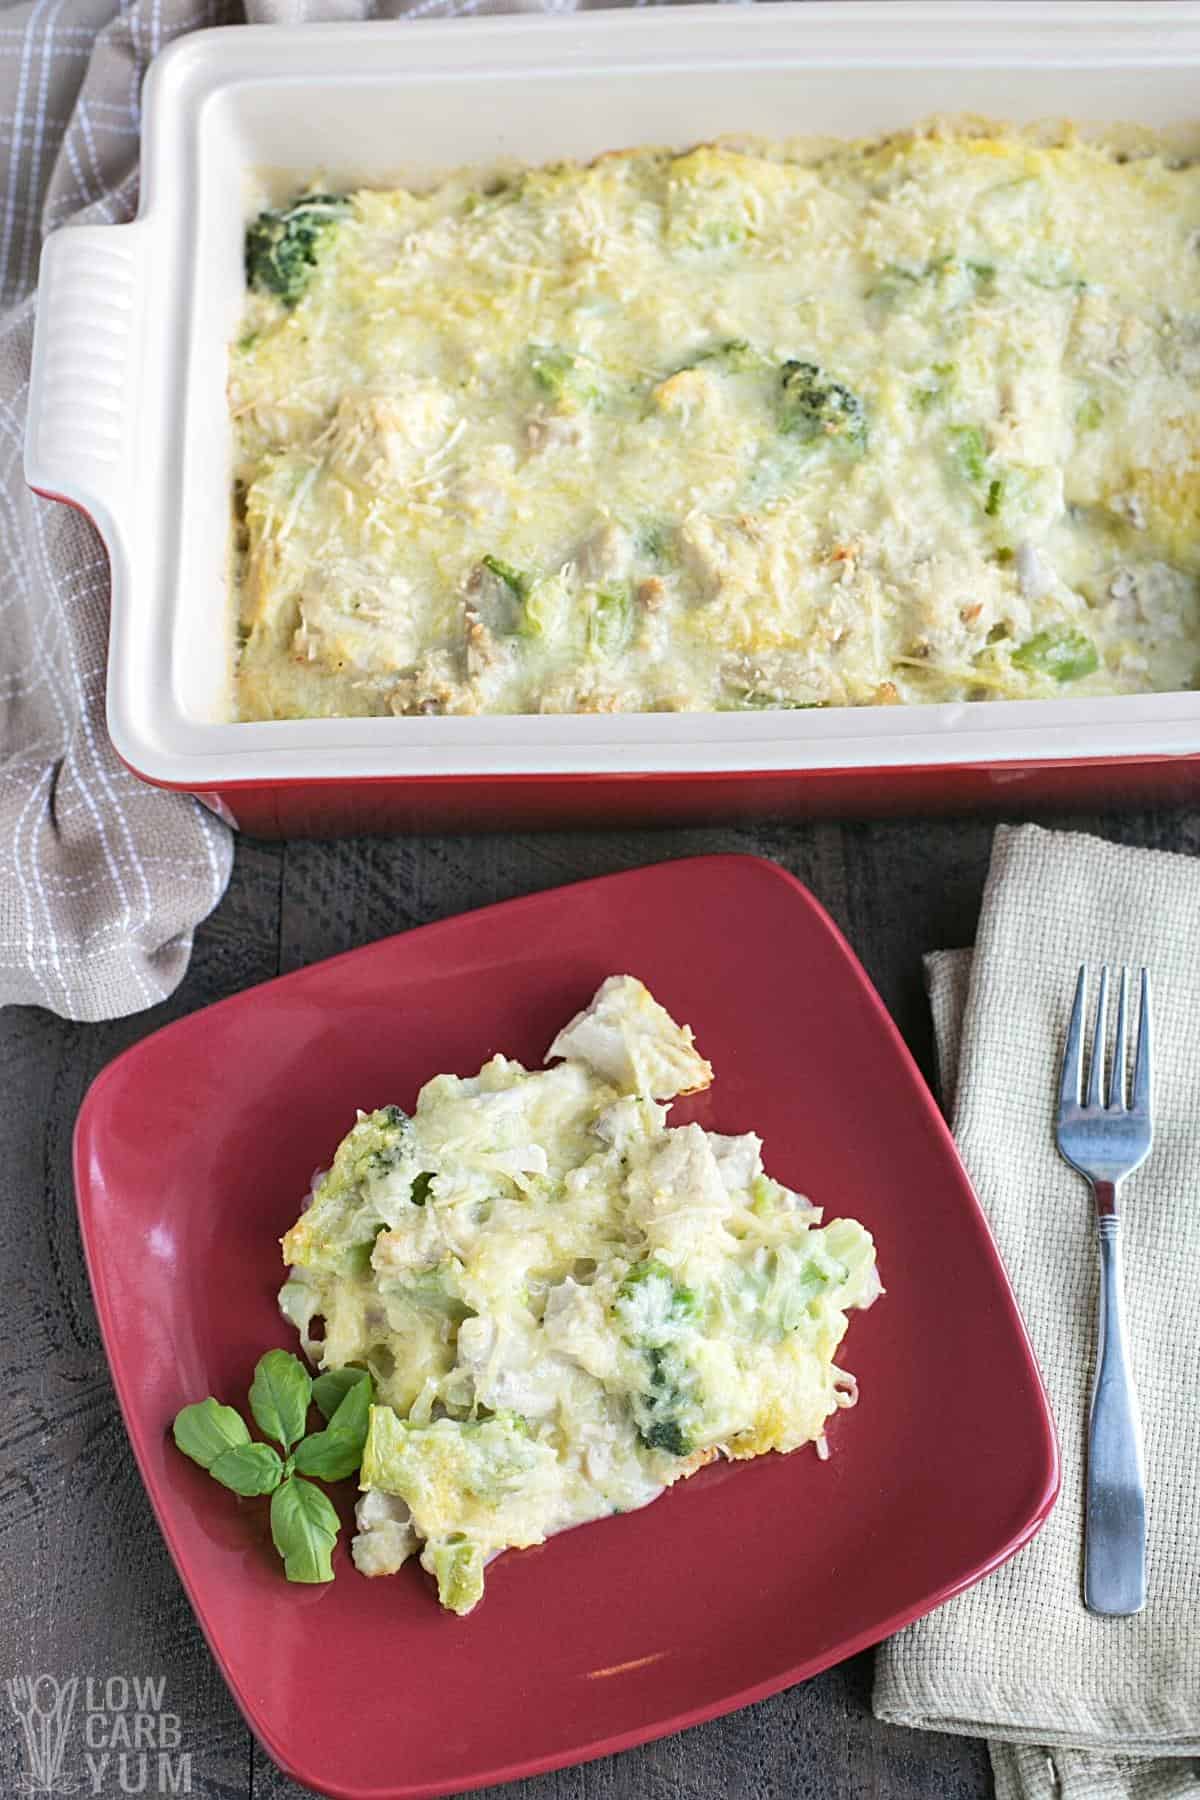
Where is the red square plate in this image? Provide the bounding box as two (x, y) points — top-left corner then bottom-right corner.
(74, 853), (1058, 1799)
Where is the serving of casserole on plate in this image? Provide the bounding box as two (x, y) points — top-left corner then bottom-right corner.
(233, 128), (1200, 723)
(279, 974), (880, 1616)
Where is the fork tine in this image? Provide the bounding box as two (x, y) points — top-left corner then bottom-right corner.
(1109, 966), (1129, 1109)
(1132, 967), (1152, 1117)
(1086, 965), (1109, 1110)
(1060, 964), (1087, 1109)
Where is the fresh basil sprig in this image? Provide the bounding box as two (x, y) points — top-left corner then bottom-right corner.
(172, 1352), (373, 1584)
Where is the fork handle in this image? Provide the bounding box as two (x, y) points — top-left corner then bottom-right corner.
(1085, 1207), (1146, 1615)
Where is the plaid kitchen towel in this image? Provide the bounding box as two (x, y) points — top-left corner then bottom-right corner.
(874, 825), (1200, 1800)
(2, 0), (657, 1023)
(0, 0), (236, 1019)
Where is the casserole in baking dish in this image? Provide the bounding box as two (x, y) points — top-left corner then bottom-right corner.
(233, 132), (1200, 725)
(25, 2), (1200, 834)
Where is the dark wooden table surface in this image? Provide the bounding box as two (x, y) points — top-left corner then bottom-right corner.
(7, 804), (1198, 1800)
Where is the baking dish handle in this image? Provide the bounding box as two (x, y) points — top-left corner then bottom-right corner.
(25, 220), (148, 551)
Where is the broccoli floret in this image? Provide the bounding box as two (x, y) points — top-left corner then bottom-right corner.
(633, 1346), (701, 1457)
(528, 345), (602, 409)
(912, 362), (957, 413)
(586, 585), (633, 658)
(637, 521), (674, 564)
(1011, 627), (1099, 683)
(948, 425), (988, 486)
(330, 1105), (408, 1191)
(778, 360), (868, 454)
(1076, 394), (1104, 433)
(614, 1262), (704, 1458)
(870, 256), (995, 305)
(750, 1176), (784, 1214)
(477, 556), (545, 639)
(423, 1535), (485, 1616)
(946, 427), (1015, 523)
(480, 555), (531, 603)
(615, 1260), (701, 1343)
(358, 1105), (412, 1180)
(280, 1106), (413, 1273)
(245, 194), (349, 307)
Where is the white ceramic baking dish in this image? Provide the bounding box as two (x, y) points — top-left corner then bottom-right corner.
(25, 1), (1200, 834)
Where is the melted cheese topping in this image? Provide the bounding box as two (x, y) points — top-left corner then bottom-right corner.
(277, 976), (880, 1615)
(232, 128), (1200, 719)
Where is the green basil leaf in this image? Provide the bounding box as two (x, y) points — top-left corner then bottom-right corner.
(269, 1476), (339, 1583)
(292, 1432), (361, 1482)
(326, 1370), (373, 1433)
(293, 1374), (373, 1481)
(209, 1442), (285, 1497)
(173, 1399), (251, 1470)
(249, 1349), (312, 1449)
(312, 1365), (371, 1424)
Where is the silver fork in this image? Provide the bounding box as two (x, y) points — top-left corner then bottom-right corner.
(1056, 964), (1153, 1617)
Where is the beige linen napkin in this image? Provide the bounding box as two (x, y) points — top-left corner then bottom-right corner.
(874, 825), (1200, 1800)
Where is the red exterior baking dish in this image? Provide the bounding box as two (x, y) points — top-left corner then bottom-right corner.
(24, 4), (1200, 835)
(74, 854), (1059, 1798)
(180, 756), (1200, 838)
